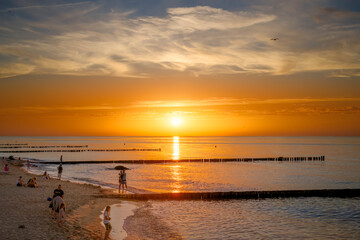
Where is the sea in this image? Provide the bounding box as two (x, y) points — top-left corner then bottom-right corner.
(1, 136), (360, 239)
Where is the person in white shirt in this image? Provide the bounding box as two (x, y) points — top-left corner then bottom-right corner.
(103, 206), (112, 240)
(58, 203), (66, 226)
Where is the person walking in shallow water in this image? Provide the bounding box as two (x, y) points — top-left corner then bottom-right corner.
(103, 206), (112, 240)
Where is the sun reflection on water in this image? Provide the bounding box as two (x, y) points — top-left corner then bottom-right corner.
(169, 164), (183, 193)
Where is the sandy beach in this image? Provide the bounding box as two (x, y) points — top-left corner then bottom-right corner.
(0, 158), (132, 240)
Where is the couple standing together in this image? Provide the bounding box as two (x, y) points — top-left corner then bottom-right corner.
(118, 170), (127, 193)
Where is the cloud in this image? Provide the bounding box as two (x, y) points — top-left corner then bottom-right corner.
(0, 2), (359, 78)
(0, 2), (92, 12)
(314, 7), (360, 23)
(131, 97), (360, 108)
(1, 97), (359, 119)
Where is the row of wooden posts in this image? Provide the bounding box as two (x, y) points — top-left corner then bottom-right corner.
(32, 156), (325, 164)
(0, 148), (162, 153)
(0, 145), (88, 149)
(100, 188), (360, 200)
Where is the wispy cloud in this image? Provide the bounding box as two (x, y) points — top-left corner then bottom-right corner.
(131, 97), (360, 108)
(1, 97), (359, 121)
(0, 2), (92, 12)
(0, 1), (359, 78)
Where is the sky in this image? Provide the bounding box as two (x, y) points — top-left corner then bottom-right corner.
(0, 0), (359, 136)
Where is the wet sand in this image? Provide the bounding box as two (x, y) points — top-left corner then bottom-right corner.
(0, 158), (135, 240)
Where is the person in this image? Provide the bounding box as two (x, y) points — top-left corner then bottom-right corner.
(42, 171), (50, 180)
(53, 184), (64, 197)
(51, 185), (64, 217)
(121, 170), (127, 192)
(103, 206), (112, 240)
(57, 163), (63, 179)
(58, 203), (66, 226)
(52, 195), (64, 219)
(27, 177), (38, 188)
(4, 164), (8, 172)
(118, 171), (123, 193)
(16, 176), (25, 186)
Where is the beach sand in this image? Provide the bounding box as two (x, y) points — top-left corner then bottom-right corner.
(0, 158), (134, 240)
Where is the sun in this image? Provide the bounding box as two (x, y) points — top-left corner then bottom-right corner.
(171, 117), (182, 127)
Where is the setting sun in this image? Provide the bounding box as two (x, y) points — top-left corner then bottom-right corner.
(171, 117), (182, 127)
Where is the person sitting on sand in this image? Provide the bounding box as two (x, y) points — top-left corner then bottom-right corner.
(103, 206), (112, 240)
(27, 177), (38, 188)
(58, 203), (66, 226)
(16, 176), (25, 187)
(42, 171), (50, 180)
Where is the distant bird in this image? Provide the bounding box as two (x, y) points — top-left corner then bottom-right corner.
(270, 38), (279, 41)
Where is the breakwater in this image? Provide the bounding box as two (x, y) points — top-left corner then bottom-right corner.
(0, 148), (162, 153)
(102, 188), (360, 200)
(0, 143), (28, 146)
(0, 145), (88, 149)
(31, 156), (325, 164)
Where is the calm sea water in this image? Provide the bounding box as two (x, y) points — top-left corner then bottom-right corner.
(1, 136), (359, 239)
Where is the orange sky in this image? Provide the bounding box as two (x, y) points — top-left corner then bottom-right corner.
(0, 1), (359, 136)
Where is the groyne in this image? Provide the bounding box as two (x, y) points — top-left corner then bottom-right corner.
(0, 148), (162, 153)
(31, 156), (325, 164)
(0, 145), (88, 149)
(101, 188), (360, 200)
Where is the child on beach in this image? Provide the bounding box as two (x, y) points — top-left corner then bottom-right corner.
(103, 206), (112, 240)
(58, 203), (66, 226)
(4, 164), (8, 172)
(16, 176), (25, 186)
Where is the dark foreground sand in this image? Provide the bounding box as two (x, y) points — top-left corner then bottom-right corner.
(0, 158), (126, 240)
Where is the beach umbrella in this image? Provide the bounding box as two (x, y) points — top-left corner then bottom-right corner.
(114, 165), (130, 170)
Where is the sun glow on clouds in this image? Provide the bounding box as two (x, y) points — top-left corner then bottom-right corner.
(2, 2), (358, 79)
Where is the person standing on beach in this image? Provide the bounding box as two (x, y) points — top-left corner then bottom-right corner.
(53, 184), (64, 197)
(51, 185), (64, 217)
(121, 170), (127, 191)
(118, 171), (123, 193)
(58, 203), (66, 226)
(52, 195), (65, 219)
(103, 206), (112, 240)
(57, 163), (63, 179)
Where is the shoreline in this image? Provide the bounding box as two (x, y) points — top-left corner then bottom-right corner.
(0, 158), (137, 240)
